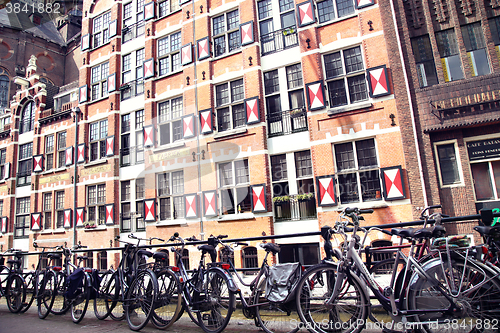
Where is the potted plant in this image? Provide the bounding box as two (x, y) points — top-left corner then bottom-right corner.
(297, 192), (314, 201)
(272, 195), (290, 203)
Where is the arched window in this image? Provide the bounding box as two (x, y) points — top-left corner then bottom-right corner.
(219, 249), (234, 266)
(0, 75), (8, 110)
(20, 101), (35, 134)
(242, 246), (258, 275)
(371, 240), (394, 274)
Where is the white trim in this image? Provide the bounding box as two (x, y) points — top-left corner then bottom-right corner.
(433, 139), (465, 188)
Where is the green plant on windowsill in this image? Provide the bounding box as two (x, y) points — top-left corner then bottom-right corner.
(282, 27), (295, 36)
(272, 195), (290, 203)
(297, 193), (314, 201)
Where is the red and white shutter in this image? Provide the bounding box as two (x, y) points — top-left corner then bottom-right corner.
(355, 0), (375, 9)
(144, 2), (155, 20)
(297, 1), (315, 27)
(143, 58), (154, 79)
(306, 81), (326, 111)
(1, 216), (7, 233)
(65, 146), (74, 166)
(33, 155), (43, 172)
(316, 175), (337, 206)
(199, 109), (213, 134)
(106, 136), (114, 157)
(181, 43), (192, 65)
(77, 144), (86, 164)
(31, 213), (41, 231)
(143, 125), (155, 147)
(3, 162), (9, 180)
(144, 199), (156, 222)
(240, 21), (254, 46)
(367, 65), (390, 98)
(79, 85), (88, 103)
(245, 97), (260, 124)
(109, 20), (117, 38)
(185, 194), (198, 218)
(251, 184), (267, 213)
(76, 207), (85, 227)
(183, 114), (196, 139)
(105, 204), (114, 225)
(81, 34), (90, 51)
(108, 73), (116, 93)
(64, 209), (72, 228)
(203, 191), (217, 217)
(381, 166), (405, 200)
(197, 37), (210, 61)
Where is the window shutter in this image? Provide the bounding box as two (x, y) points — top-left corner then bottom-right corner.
(65, 146), (74, 166)
(79, 85), (88, 103)
(367, 65), (390, 98)
(108, 73), (116, 93)
(81, 34), (90, 51)
(109, 20), (117, 38)
(64, 209), (72, 228)
(381, 166), (406, 200)
(203, 191), (218, 217)
(297, 1), (316, 27)
(245, 97), (260, 125)
(105, 204), (114, 225)
(181, 43), (193, 65)
(251, 184), (267, 213)
(33, 155), (44, 172)
(199, 109), (213, 134)
(144, 199), (156, 222)
(306, 81), (326, 111)
(240, 21), (254, 46)
(31, 213), (42, 231)
(316, 175), (337, 206)
(355, 0), (375, 9)
(183, 114), (196, 139)
(106, 136), (114, 157)
(144, 2), (155, 20)
(3, 162), (9, 180)
(197, 37), (210, 61)
(76, 207), (85, 227)
(185, 193), (199, 218)
(1, 216), (7, 233)
(143, 125), (155, 147)
(77, 144), (86, 164)
(143, 58), (154, 79)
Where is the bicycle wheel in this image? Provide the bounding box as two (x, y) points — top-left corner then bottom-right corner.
(20, 272), (36, 313)
(107, 271), (125, 321)
(255, 274), (300, 333)
(38, 271), (56, 319)
(0, 265), (8, 294)
(125, 270), (158, 331)
(94, 270), (114, 320)
(296, 263), (368, 333)
(71, 274), (91, 324)
(407, 257), (500, 333)
(51, 271), (70, 315)
(195, 269), (236, 333)
(6, 274), (26, 313)
(151, 269), (182, 329)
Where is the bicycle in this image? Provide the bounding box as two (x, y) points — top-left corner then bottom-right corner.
(0, 249), (27, 313)
(295, 207), (500, 333)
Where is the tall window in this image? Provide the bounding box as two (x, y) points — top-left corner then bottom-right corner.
(98, 251), (107, 270)
(87, 184), (106, 225)
(489, 16), (500, 60)
(286, 64), (304, 110)
(158, 32), (181, 76)
(242, 247), (258, 274)
(122, 0), (145, 42)
(461, 23), (490, 77)
(91, 62), (109, 100)
(43, 193), (52, 229)
(411, 35), (438, 88)
(159, 0), (180, 17)
(89, 119), (108, 161)
(212, 9), (240, 57)
(120, 178), (145, 231)
(55, 191), (65, 228)
(435, 142), (461, 187)
(15, 197), (30, 238)
(136, 178), (145, 229)
(257, 0), (297, 54)
(316, 0), (354, 24)
(121, 180), (132, 230)
(0, 148), (6, 180)
(93, 11), (111, 48)
(157, 171), (185, 220)
(324, 46), (368, 108)
(435, 29), (464, 82)
(158, 97), (183, 145)
(57, 131), (67, 168)
(20, 101), (35, 134)
(120, 110), (144, 166)
(122, 49), (144, 98)
(17, 142), (32, 186)
(219, 160), (251, 215)
(0, 74), (9, 111)
(334, 138), (381, 203)
(45, 135), (54, 170)
(215, 79), (245, 132)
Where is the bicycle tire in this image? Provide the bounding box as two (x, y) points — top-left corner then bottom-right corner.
(125, 269), (158, 331)
(38, 271), (56, 319)
(6, 274), (26, 313)
(0, 265), (9, 294)
(295, 263), (368, 333)
(94, 270), (114, 320)
(20, 272), (36, 313)
(51, 271), (70, 315)
(407, 256), (500, 333)
(151, 269), (182, 329)
(71, 273), (91, 324)
(107, 271), (125, 321)
(255, 272), (300, 333)
(195, 268), (236, 333)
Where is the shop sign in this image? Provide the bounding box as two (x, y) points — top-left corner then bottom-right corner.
(467, 139), (500, 161)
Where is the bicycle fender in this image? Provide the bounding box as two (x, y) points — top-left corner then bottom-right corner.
(210, 267), (239, 292)
(348, 270), (370, 307)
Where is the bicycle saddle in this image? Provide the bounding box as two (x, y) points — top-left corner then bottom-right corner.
(7, 259), (21, 266)
(261, 242), (280, 254)
(474, 225), (500, 236)
(391, 228), (415, 239)
(137, 250), (153, 257)
(153, 251), (169, 261)
(412, 228), (433, 239)
(47, 253), (61, 260)
(198, 244), (215, 252)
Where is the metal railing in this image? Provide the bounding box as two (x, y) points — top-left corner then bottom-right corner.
(16, 170), (31, 186)
(120, 79), (144, 101)
(122, 21), (145, 43)
(267, 108), (308, 138)
(120, 146), (145, 167)
(274, 195), (317, 222)
(261, 26), (299, 56)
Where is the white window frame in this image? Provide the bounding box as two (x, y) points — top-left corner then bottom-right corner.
(218, 159), (251, 215)
(433, 139), (465, 188)
(158, 0), (180, 18)
(87, 184), (107, 226)
(158, 31), (182, 76)
(92, 11), (111, 48)
(315, 0), (355, 25)
(57, 131), (67, 168)
(43, 192), (52, 229)
(91, 62), (109, 101)
(158, 97), (183, 146)
(215, 79), (245, 132)
(212, 9), (241, 57)
(157, 170), (185, 221)
(89, 119), (108, 162)
(120, 178), (146, 231)
(45, 135), (54, 171)
(120, 110), (145, 166)
(55, 190), (65, 229)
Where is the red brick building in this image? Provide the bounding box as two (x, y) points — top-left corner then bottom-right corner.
(1, 0), (426, 269)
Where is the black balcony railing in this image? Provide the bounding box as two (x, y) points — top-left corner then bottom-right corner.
(261, 26), (299, 56)
(274, 195), (317, 222)
(120, 79), (144, 101)
(267, 108), (308, 138)
(120, 146), (145, 167)
(122, 21), (145, 43)
(17, 170), (32, 187)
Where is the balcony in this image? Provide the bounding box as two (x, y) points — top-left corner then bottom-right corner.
(0, 123), (10, 139)
(261, 26), (298, 56)
(122, 21), (145, 43)
(267, 108), (307, 138)
(120, 146), (145, 167)
(120, 79), (144, 101)
(273, 194), (317, 222)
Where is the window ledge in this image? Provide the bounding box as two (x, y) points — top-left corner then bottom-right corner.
(334, 201), (388, 211)
(90, 41), (112, 52)
(155, 68), (183, 81)
(316, 13), (358, 29)
(40, 230), (52, 235)
(87, 95), (109, 106)
(327, 101), (373, 116)
(84, 159), (108, 167)
(214, 213), (255, 222)
(153, 142), (185, 153)
(40, 167), (68, 175)
(0, 179), (4, 184)
(212, 49), (242, 62)
(214, 128), (248, 140)
(83, 225), (107, 232)
(52, 228), (67, 234)
(156, 219), (188, 226)
(154, 9), (182, 22)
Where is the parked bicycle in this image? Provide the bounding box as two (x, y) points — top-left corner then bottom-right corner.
(0, 248), (27, 313)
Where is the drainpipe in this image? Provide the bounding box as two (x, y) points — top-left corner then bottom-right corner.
(72, 106), (81, 246)
(388, 0), (428, 208)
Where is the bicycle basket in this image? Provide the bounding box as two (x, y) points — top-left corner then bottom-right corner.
(432, 234), (471, 249)
(266, 262), (301, 303)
